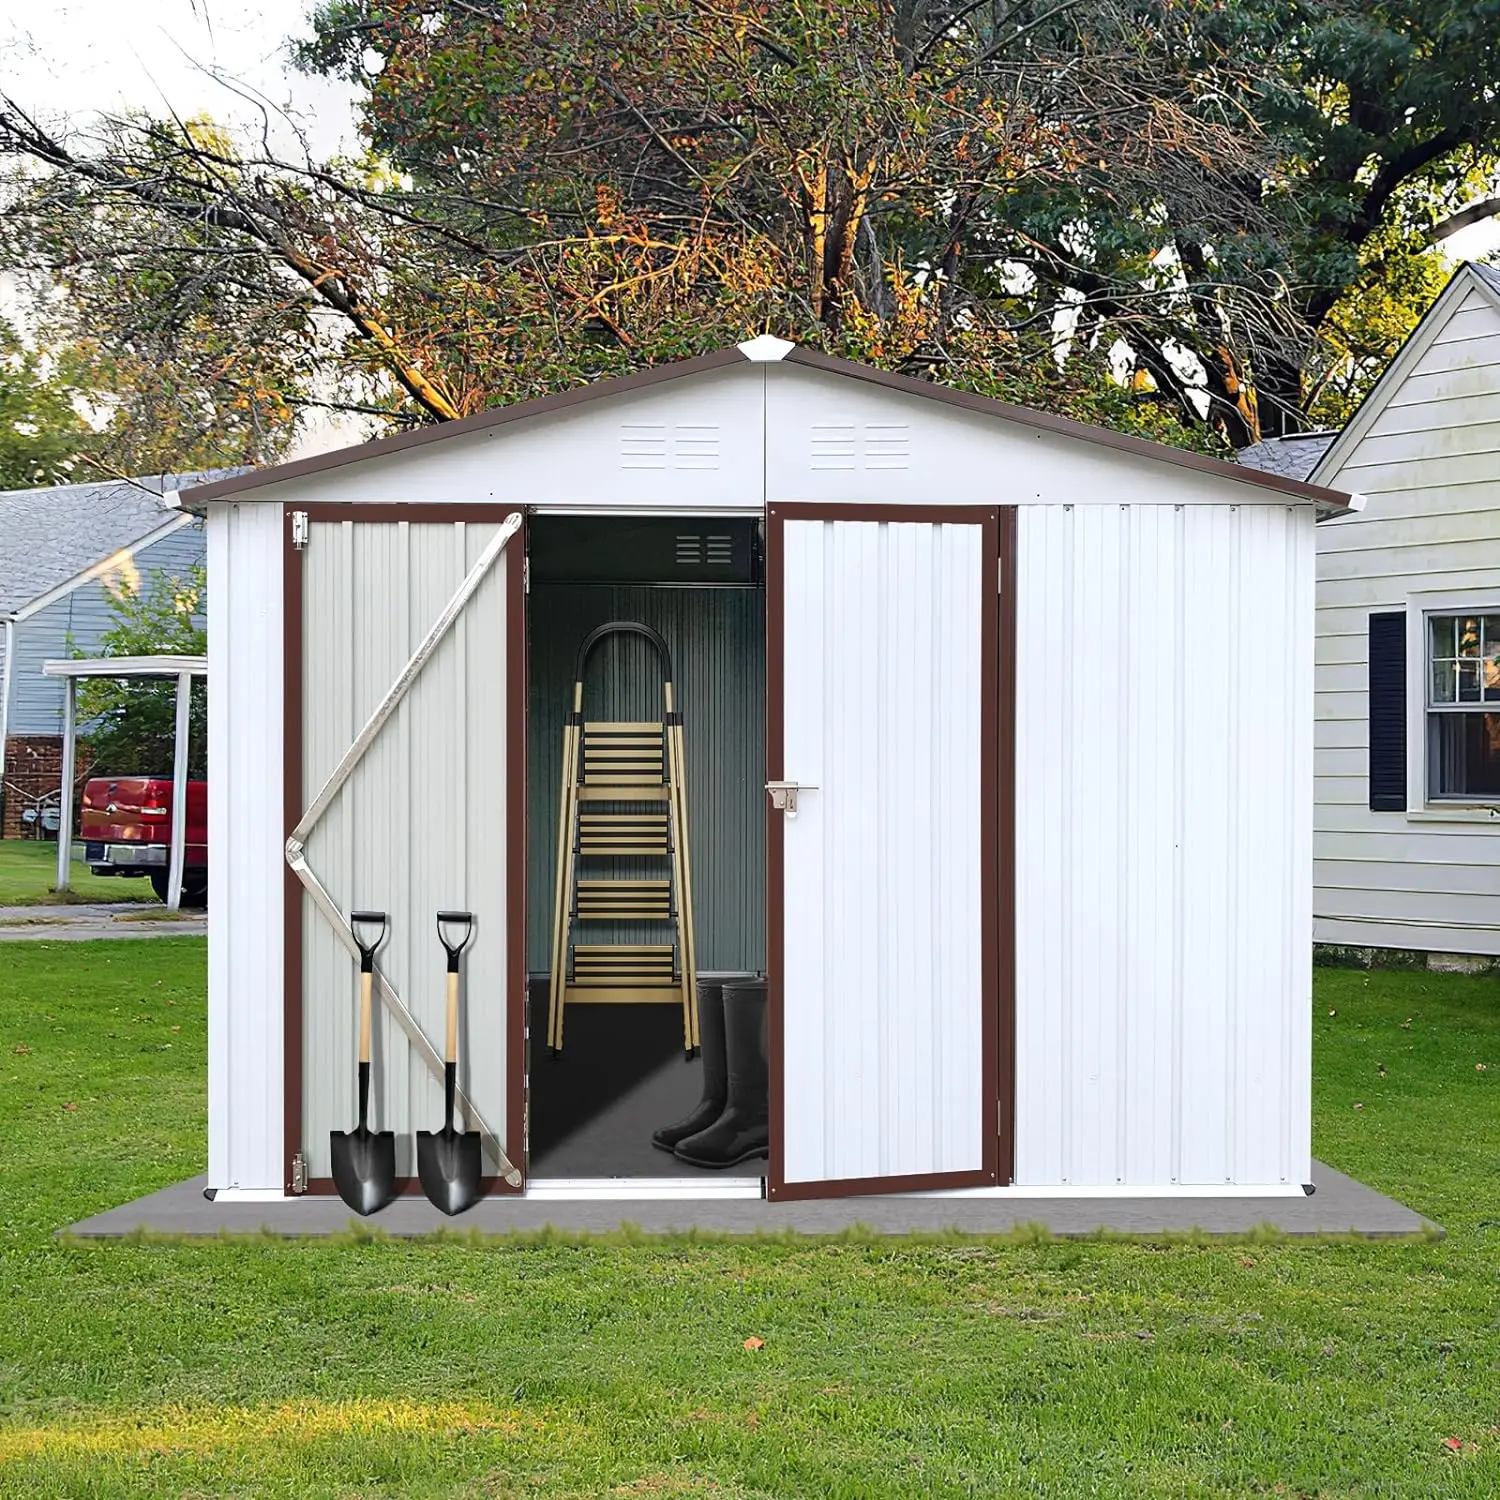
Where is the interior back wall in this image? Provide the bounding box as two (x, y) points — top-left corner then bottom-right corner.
(526, 585), (766, 974)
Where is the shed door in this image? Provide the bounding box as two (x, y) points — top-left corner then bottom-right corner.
(289, 508), (526, 1196)
(766, 504), (1001, 1201)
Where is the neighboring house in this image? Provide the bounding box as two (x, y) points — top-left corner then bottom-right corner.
(0, 473), (227, 838)
(1241, 261), (1500, 957)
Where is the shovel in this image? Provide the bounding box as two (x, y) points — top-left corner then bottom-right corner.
(331, 911), (397, 1215)
(417, 910), (482, 1215)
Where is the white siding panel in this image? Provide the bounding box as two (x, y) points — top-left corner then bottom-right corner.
(779, 516), (985, 1187)
(208, 501), (285, 1192)
(765, 365), (1310, 511)
(1316, 915), (1500, 953)
(242, 366), (764, 511)
(1313, 275), (1500, 958)
(299, 518), (513, 1179)
(1015, 502), (1312, 1188)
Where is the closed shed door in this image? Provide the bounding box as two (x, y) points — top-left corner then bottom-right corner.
(289, 509), (525, 1194)
(766, 504), (1003, 1200)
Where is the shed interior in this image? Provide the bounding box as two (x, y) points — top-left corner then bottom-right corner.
(525, 513), (766, 1179)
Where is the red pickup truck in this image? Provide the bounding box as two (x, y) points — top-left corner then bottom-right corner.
(79, 777), (208, 906)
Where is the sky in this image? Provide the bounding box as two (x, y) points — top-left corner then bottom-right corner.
(0, 1), (360, 161)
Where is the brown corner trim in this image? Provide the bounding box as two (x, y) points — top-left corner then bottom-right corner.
(997, 507), (1018, 1186)
(282, 504), (304, 1196)
(502, 516), (528, 1192)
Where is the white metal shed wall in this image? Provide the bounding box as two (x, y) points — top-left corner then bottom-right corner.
(207, 501), (285, 1191)
(1313, 280), (1500, 955)
(1013, 502), (1314, 1187)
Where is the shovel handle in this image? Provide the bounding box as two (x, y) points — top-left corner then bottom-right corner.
(436, 910), (474, 972)
(350, 910), (387, 972)
(446, 971), (459, 1065)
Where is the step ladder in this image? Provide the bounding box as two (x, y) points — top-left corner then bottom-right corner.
(546, 623), (698, 1055)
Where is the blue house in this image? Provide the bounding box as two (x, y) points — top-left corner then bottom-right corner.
(0, 473), (226, 837)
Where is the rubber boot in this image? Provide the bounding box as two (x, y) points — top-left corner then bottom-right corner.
(674, 978), (768, 1169)
(651, 978), (730, 1152)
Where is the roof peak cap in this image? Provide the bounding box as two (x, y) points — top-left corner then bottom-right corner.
(738, 334), (796, 362)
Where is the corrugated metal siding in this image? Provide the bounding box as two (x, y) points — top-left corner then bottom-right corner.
(1014, 503), (1313, 1187)
(300, 519), (513, 1180)
(1314, 282), (1500, 955)
(207, 502), (283, 1191)
(527, 585), (766, 972)
(8, 519), (206, 735)
(780, 518), (985, 1186)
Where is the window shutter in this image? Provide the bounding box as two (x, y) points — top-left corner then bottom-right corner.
(1368, 611), (1407, 811)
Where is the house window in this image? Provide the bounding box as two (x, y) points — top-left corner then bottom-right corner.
(1427, 614), (1500, 800)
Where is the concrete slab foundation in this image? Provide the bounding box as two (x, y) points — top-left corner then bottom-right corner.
(65, 1160), (1436, 1239)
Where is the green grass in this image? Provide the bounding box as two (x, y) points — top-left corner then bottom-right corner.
(0, 839), (154, 906)
(1, 943), (1499, 1497)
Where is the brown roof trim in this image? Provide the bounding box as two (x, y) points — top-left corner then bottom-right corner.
(182, 346), (752, 503)
(782, 347), (1354, 511)
(183, 338), (1354, 511)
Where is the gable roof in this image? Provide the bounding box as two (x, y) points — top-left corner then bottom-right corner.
(0, 471), (237, 616)
(183, 343), (1355, 512)
(1237, 431), (1338, 483)
(1308, 261), (1500, 486)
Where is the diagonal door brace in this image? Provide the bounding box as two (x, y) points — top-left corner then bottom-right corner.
(286, 511), (525, 1187)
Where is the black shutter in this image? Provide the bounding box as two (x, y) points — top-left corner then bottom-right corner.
(1368, 611), (1407, 811)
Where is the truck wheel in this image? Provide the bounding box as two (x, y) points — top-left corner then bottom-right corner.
(148, 872), (208, 908)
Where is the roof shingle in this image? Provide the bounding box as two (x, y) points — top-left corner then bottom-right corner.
(0, 471), (237, 615)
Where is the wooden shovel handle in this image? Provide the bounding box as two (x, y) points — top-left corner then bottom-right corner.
(446, 971), (459, 1064)
(359, 970), (373, 1066)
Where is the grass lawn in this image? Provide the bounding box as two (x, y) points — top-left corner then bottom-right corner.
(1, 943), (1498, 1497)
(0, 839), (154, 907)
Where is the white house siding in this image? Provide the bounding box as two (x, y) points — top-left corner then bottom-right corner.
(7, 518), (206, 735)
(1014, 502), (1314, 1187)
(1315, 280), (1500, 955)
(207, 501), (284, 1192)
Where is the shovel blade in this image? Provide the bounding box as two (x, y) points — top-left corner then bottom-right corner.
(330, 1127), (397, 1215)
(416, 1127), (484, 1216)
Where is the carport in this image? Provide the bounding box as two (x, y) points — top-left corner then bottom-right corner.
(43, 653), (207, 910)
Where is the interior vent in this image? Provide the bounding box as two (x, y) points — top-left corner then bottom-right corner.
(705, 534), (733, 564)
(676, 534), (704, 565)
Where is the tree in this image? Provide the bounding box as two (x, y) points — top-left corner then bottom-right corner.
(2, 1), (1497, 451)
(75, 564), (206, 778)
(0, 316), (95, 487)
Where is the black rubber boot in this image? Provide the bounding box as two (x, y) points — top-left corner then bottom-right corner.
(675, 978), (768, 1169)
(651, 978), (730, 1152)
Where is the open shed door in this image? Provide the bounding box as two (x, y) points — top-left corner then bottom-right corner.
(766, 504), (1003, 1201)
(285, 506), (527, 1198)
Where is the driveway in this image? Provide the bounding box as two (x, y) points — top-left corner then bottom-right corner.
(0, 903), (206, 941)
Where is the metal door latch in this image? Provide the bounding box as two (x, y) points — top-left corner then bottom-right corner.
(290, 1152), (308, 1194)
(291, 510), (310, 550)
(765, 781), (816, 818)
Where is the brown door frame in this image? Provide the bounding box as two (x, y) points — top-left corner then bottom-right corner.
(764, 502), (1016, 1202)
(281, 503), (528, 1197)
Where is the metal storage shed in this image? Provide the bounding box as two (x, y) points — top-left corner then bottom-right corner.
(182, 336), (1354, 1206)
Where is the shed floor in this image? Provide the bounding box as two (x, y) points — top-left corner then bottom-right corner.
(64, 1161), (1435, 1239)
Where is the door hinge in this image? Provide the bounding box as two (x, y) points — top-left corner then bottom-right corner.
(290, 1152), (308, 1194)
(291, 510), (310, 550)
(523, 555), (530, 593)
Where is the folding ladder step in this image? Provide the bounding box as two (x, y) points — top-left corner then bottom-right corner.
(571, 944), (677, 985)
(575, 880), (672, 920)
(578, 811), (670, 855)
(581, 722), (665, 786)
